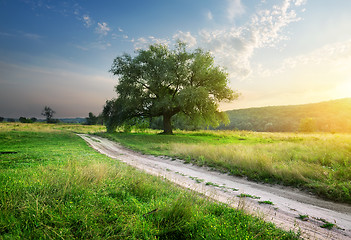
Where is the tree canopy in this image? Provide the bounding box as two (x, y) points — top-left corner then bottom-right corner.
(103, 42), (238, 134)
(41, 106), (55, 123)
(85, 112), (98, 125)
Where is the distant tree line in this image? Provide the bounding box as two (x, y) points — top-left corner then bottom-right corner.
(2, 99), (350, 133)
(85, 112), (104, 125)
(0, 117), (37, 123)
(19, 117), (37, 123)
(0, 107), (105, 126)
(217, 98), (351, 133)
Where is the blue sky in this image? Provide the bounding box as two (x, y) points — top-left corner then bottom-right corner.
(1, 0), (351, 118)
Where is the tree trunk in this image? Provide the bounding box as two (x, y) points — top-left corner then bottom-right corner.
(162, 113), (173, 134)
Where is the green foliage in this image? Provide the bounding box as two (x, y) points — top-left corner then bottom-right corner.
(104, 41), (238, 134)
(19, 117), (35, 123)
(320, 223), (335, 230)
(318, 218), (335, 230)
(150, 114), (208, 131)
(299, 118), (316, 132)
(0, 124), (299, 239)
(85, 112), (98, 125)
(258, 201), (274, 205)
(0, 117), (4, 122)
(237, 193), (261, 199)
(41, 106), (56, 123)
(19, 117), (29, 123)
(297, 215), (309, 221)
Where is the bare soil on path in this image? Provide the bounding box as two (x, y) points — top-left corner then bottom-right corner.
(79, 134), (351, 240)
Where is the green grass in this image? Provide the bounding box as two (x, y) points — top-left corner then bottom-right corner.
(97, 130), (351, 204)
(205, 182), (221, 187)
(320, 223), (335, 230)
(297, 215), (309, 221)
(258, 201), (274, 205)
(0, 123), (299, 239)
(317, 218), (336, 230)
(237, 194), (261, 199)
(0, 122), (105, 134)
(97, 130), (274, 156)
(189, 176), (205, 183)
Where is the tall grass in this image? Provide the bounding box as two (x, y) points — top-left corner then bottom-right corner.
(0, 122), (105, 134)
(99, 130), (351, 203)
(170, 134), (351, 202)
(0, 123), (299, 239)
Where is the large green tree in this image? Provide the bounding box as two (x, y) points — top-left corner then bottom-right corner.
(104, 42), (239, 134)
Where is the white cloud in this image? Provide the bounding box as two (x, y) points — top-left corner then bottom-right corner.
(134, 36), (170, 50)
(227, 0), (245, 21)
(75, 40), (112, 51)
(82, 15), (92, 28)
(193, 0), (306, 80)
(118, 27), (123, 32)
(91, 41), (111, 50)
(117, 0), (306, 80)
(173, 31), (197, 48)
(134, 37), (148, 49)
(294, 0), (306, 6)
(273, 39), (351, 75)
(23, 32), (42, 40)
(95, 22), (111, 36)
(207, 11), (213, 20)
(111, 33), (119, 39)
(0, 31), (42, 40)
(73, 9), (80, 15)
(0, 32), (14, 37)
(75, 45), (89, 51)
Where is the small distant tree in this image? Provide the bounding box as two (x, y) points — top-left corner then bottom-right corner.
(30, 117), (37, 123)
(85, 112), (98, 125)
(0, 117), (4, 122)
(41, 106), (56, 123)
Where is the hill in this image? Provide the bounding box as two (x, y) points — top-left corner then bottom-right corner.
(59, 118), (86, 124)
(220, 98), (351, 132)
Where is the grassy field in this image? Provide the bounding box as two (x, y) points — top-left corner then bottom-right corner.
(98, 130), (351, 204)
(0, 123), (299, 239)
(0, 122), (106, 134)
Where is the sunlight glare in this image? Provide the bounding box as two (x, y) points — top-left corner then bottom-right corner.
(334, 79), (351, 99)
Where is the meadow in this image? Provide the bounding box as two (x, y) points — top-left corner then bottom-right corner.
(0, 123), (298, 239)
(99, 130), (351, 204)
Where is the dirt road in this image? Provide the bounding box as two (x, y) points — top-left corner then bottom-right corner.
(79, 134), (351, 239)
